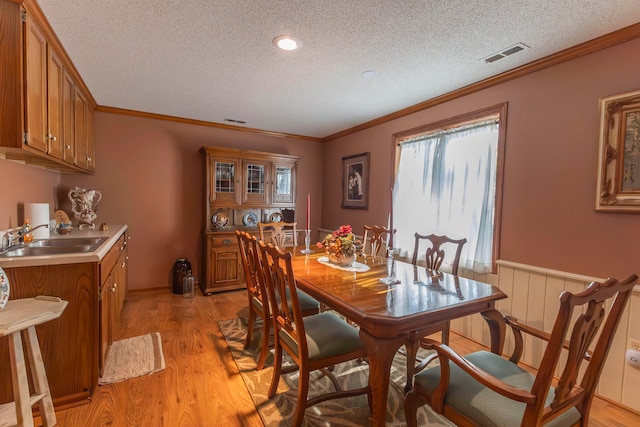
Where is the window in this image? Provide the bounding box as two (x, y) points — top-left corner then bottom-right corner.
(392, 104), (506, 273)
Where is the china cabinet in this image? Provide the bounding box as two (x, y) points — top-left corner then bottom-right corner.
(201, 146), (300, 294)
(0, 0), (96, 173)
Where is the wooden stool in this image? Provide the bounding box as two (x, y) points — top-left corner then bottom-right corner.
(0, 296), (68, 427)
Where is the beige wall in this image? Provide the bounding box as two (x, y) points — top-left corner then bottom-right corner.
(0, 159), (61, 229)
(322, 37), (640, 281)
(59, 113), (323, 290)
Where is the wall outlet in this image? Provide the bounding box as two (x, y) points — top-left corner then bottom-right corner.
(630, 339), (640, 351)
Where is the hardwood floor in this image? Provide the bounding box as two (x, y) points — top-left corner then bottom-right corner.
(42, 288), (639, 426)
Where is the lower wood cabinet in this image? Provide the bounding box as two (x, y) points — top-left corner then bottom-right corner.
(0, 231), (129, 409)
(98, 233), (128, 375)
(201, 232), (245, 295)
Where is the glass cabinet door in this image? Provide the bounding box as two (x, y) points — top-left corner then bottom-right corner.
(243, 160), (268, 205)
(210, 158), (240, 205)
(272, 163), (295, 205)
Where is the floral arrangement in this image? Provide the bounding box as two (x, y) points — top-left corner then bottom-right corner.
(317, 224), (363, 258)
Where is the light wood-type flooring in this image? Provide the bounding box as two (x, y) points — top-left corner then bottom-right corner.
(40, 289), (639, 426)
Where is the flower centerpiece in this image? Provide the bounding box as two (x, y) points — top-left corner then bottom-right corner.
(317, 224), (363, 267)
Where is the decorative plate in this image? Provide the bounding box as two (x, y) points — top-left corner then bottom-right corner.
(243, 212), (258, 227)
(269, 212), (283, 223)
(211, 211), (229, 228)
(0, 266), (9, 312)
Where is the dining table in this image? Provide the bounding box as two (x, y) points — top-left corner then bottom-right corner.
(288, 247), (507, 427)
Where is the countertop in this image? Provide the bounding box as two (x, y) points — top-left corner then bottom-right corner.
(0, 224), (128, 268)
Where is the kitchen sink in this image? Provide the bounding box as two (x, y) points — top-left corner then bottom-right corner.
(28, 237), (106, 248)
(0, 237), (108, 258)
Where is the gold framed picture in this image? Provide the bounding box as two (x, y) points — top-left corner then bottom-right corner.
(596, 89), (640, 212)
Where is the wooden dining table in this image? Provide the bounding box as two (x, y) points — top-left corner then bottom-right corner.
(288, 248), (507, 427)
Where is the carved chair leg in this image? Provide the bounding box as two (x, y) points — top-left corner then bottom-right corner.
(244, 308), (256, 349)
(403, 390), (421, 427)
(256, 315), (271, 370)
(293, 369), (311, 427)
(267, 341), (283, 399)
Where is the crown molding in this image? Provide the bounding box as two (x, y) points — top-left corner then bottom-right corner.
(322, 22), (640, 142)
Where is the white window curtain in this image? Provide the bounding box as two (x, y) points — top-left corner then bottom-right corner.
(392, 120), (499, 273)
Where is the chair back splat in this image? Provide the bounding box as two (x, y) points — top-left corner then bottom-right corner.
(411, 233), (467, 275)
(362, 225), (395, 257)
(404, 274), (638, 427)
(258, 221), (298, 248)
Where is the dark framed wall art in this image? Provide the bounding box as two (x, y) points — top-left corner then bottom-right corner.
(342, 152), (370, 209)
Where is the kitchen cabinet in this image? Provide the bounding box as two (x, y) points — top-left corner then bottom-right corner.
(201, 146), (300, 294)
(0, 227), (129, 409)
(24, 13), (48, 153)
(98, 233), (128, 374)
(0, 0), (96, 173)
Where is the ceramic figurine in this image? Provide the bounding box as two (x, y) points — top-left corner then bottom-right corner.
(68, 187), (102, 229)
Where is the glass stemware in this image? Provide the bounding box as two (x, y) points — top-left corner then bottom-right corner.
(380, 247), (400, 284)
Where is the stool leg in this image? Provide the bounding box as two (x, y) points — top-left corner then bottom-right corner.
(24, 326), (57, 426)
(9, 331), (34, 427)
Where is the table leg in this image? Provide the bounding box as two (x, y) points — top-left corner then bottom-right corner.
(481, 309), (505, 355)
(359, 329), (405, 427)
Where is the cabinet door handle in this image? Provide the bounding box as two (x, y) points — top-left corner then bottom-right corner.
(66, 144), (71, 149)
(223, 239), (231, 245)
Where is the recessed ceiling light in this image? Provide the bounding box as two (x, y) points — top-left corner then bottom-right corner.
(273, 35), (302, 51)
(361, 70), (377, 78)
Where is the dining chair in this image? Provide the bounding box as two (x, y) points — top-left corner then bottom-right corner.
(362, 225), (395, 257)
(258, 241), (371, 426)
(404, 274), (638, 427)
(236, 231), (320, 370)
(404, 233), (467, 392)
(258, 221), (298, 248)
(236, 230), (272, 370)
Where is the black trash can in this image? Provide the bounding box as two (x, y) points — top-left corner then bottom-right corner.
(172, 258), (192, 294)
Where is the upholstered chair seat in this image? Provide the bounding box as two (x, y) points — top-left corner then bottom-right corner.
(414, 350), (581, 427)
(279, 311), (364, 360)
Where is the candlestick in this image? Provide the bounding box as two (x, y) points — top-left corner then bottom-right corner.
(300, 229), (313, 254)
(389, 187), (394, 248)
(306, 194), (310, 231)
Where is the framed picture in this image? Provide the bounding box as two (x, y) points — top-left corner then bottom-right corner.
(596, 89), (640, 212)
(342, 152), (370, 209)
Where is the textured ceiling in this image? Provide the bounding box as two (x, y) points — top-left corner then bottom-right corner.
(36, 0), (640, 139)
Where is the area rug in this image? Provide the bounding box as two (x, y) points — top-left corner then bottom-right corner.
(99, 332), (166, 385)
(217, 317), (454, 426)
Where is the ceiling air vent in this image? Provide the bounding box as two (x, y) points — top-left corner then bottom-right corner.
(224, 118), (246, 124)
(481, 42), (530, 64)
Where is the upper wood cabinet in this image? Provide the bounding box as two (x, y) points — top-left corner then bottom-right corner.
(24, 14), (48, 153)
(0, 0), (96, 173)
(204, 146), (300, 211)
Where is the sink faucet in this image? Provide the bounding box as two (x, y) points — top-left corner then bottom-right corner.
(1, 223), (49, 252)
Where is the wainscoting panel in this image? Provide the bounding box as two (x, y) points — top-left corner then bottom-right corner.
(452, 261), (640, 412)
